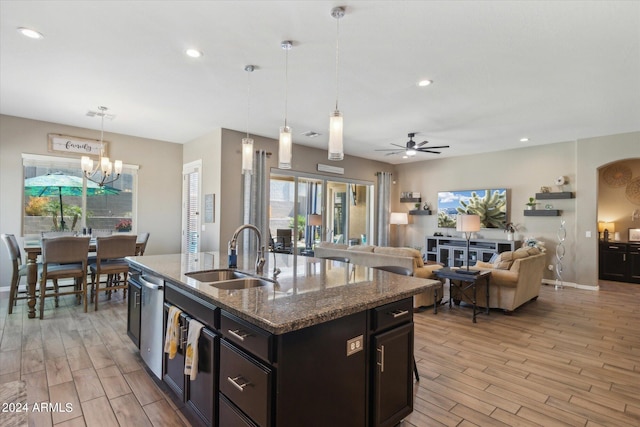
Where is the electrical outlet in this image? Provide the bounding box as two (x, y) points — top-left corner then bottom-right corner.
(346, 335), (363, 356)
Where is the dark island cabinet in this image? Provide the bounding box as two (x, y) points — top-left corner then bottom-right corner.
(370, 299), (414, 427)
(599, 242), (640, 284)
(159, 280), (417, 426)
(126, 279), (141, 348)
(164, 285), (220, 427)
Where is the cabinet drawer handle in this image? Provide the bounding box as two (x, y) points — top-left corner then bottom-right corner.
(228, 329), (251, 341)
(134, 293), (140, 308)
(390, 309), (409, 318)
(608, 246), (620, 249)
(227, 375), (251, 392)
(180, 325), (188, 349)
(377, 345), (385, 373)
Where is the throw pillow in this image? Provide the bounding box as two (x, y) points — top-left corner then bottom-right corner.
(513, 248), (531, 259)
(493, 251), (514, 270)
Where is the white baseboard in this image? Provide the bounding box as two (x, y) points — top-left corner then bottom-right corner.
(542, 279), (599, 291)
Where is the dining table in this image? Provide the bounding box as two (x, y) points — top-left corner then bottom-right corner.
(23, 238), (143, 319)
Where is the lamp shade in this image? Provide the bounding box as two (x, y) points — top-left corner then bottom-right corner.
(242, 137), (253, 174)
(308, 214), (322, 226)
(602, 222), (615, 233)
(390, 212), (408, 225)
(456, 214), (481, 232)
(278, 126), (292, 169)
(328, 111), (344, 160)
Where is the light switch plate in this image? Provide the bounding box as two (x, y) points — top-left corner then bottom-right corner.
(346, 335), (364, 356)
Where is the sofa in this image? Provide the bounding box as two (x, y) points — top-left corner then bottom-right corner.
(451, 246), (547, 312)
(314, 242), (443, 308)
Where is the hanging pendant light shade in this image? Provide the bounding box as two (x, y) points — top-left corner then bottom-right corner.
(242, 65), (255, 175)
(328, 6), (345, 161)
(279, 40), (293, 169)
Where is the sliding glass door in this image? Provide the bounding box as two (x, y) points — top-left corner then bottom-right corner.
(270, 172), (373, 255)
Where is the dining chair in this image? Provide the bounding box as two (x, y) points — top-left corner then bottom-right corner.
(41, 231), (76, 238)
(135, 232), (150, 255)
(91, 229), (113, 238)
(2, 234), (37, 314)
(39, 236), (90, 319)
(89, 235), (137, 311)
(373, 265), (420, 382)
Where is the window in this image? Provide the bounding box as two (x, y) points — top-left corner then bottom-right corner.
(23, 154), (138, 235)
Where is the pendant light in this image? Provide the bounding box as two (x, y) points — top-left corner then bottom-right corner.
(242, 65), (255, 175)
(328, 6), (345, 161)
(278, 40), (293, 169)
(81, 106), (122, 187)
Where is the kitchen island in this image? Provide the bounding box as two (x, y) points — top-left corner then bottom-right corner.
(127, 252), (440, 427)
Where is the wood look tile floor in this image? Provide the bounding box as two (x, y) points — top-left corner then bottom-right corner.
(0, 281), (639, 426)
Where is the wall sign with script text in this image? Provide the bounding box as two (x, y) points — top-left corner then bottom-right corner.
(48, 134), (107, 158)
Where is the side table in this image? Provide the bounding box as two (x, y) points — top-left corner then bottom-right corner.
(433, 267), (491, 323)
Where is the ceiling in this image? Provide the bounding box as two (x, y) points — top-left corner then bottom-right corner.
(1, 1), (639, 164)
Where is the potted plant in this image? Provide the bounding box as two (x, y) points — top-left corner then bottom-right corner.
(504, 222), (517, 241)
(115, 219), (132, 232)
(526, 197), (537, 210)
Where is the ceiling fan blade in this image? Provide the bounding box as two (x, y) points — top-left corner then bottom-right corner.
(375, 148), (406, 151)
(418, 150), (442, 154)
(416, 140), (429, 147)
(385, 151), (403, 156)
(418, 145), (449, 150)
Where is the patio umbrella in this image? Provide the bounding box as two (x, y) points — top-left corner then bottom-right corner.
(24, 172), (119, 230)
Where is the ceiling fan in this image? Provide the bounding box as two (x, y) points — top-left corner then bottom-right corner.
(375, 133), (450, 157)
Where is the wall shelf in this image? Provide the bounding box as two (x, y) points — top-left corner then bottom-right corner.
(524, 209), (560, 216)
(409, 210), (431, 216)
(400, 197), (421, 203)
(535, 192), (574, 199)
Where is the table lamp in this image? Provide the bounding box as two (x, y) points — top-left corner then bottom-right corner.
(390, 212), (409, 247)
(456, 214), (481, 274)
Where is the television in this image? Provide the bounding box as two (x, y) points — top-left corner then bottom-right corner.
(437, 188), (508, 229)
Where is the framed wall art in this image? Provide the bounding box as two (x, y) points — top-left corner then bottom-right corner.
(48, 133), (105, 158)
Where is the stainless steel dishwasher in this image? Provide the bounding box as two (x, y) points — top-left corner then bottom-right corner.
(138, 273), (164, 379)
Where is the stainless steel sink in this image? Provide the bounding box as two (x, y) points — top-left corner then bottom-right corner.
(185, 269), (271, 290)
(209, 278), (270, 290)
(185, 269), (249, 282)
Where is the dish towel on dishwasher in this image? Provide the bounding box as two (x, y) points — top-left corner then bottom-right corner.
(184, 319), (205, 380)
(164, 305), (182, 359)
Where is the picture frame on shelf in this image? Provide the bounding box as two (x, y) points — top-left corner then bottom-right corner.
(629, 228), (640, 242)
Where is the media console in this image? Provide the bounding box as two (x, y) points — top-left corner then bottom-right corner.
(425, 236), (520, 267)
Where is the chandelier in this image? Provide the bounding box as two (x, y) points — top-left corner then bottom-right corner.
(81, 106), (122, 186)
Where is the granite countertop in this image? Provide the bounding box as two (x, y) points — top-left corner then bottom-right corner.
(127, 252), (439, 335)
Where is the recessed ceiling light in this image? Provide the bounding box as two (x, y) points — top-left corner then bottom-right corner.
(520, 137), (529, 142)
(417, 79), (433, 87)
(17, 27), (43, 39)
(185, 48), (203, 58)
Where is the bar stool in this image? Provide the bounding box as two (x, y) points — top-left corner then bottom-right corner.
(39, 236), (90, 319)
(89, 235), (137, 311)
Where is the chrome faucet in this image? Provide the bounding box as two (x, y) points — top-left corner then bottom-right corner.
(229, 224), (266, 275)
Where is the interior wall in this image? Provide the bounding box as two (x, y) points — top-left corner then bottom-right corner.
(218, 128), (393, 251)
(395, 141), (578, 283)
(0, 114), (183, 286)
(576, 131), (640, 286)
(598, 159), (640, 239)
(183, 129), (222, 252)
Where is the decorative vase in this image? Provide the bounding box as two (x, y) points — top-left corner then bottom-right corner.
(506, 232), (514, 241)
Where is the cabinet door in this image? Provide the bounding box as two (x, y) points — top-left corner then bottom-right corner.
(599, 245), (627, 281)
(127, 281), (141, 348)
(186, 327), (219, 427)
(371, 322), (413, 427)
(163, 304), (188, 400)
